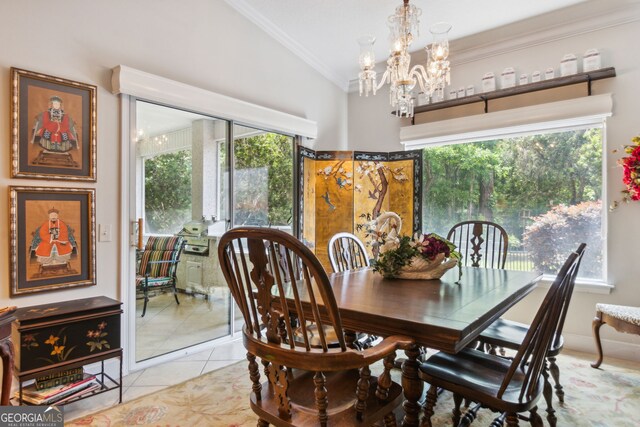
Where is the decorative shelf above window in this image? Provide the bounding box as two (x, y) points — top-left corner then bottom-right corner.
(402, 67), (615, 118)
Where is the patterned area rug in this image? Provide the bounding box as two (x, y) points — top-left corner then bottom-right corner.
(67, 350), (640, 426)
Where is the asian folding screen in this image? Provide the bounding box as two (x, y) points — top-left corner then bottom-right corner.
(299, 148), (422, 269)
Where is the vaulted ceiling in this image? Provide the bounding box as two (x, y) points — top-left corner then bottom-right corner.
(224, 0), (589, 90)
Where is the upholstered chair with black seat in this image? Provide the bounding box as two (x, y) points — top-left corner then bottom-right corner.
(477, 243), (585, 425)
(136, 236), (184, 317)
(218, 227), (413, 427)
(328, 232), (370, 273)
(447, 220), (509, 269)
(418, 246), (584, 427)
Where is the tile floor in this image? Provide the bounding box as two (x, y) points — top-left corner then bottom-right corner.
(135, 291), (239, 360)
(62, 338), (247, 421)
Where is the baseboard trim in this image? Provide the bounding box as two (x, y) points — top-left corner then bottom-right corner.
(564, 332), (640, 363)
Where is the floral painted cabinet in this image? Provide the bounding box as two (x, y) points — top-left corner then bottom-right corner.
(12, 296), (122, 376)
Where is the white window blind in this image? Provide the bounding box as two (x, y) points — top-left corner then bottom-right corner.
(112, 65), (318, 139)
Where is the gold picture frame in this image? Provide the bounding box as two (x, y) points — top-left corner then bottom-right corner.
(10, 186), (96, 296)
(10, 68), (97, 181)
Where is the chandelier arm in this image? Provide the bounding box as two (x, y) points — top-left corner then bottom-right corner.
(375, 68), (391, 91)
(409, 65), (429, 93)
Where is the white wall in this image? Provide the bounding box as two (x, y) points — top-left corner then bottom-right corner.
(348, 1), (640, 360)
(0, 1), (346, 307)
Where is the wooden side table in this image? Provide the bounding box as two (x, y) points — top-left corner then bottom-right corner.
(0, 306), (17, 405)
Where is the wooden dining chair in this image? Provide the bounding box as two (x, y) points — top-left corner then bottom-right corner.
(328, 232), (370, 273)
(418, 247), (583, 427)
(0, 306), (17, 406)
(447, 220), (509, 269)
(218, 227), (413, 427)
(477, 243), (585, 426)
(327, 232), (379, 349)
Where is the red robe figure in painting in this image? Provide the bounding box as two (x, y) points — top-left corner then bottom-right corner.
(30, 208), (77, 266)
(31, 96), (78, 153)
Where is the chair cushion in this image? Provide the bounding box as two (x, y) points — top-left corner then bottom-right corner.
(136, 276), (173, 288)
(597, 304), (640, 326)
(480, 318), (564, 354)
(419, 348), (543, 413)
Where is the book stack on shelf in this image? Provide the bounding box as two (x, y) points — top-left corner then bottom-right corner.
(34, 367), (84, 390)
(16, 372), (101, 405)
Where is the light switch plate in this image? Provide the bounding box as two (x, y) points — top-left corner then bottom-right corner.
(99, 224), (112, 242)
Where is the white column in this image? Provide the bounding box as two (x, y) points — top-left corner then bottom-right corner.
(191, 119), (226, 220)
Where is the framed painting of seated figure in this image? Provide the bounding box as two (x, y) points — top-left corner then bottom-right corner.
(10, 186), (96, 296)
(10, 68), (97, 181)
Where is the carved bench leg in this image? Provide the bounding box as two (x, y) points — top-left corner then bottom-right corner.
(591, 310), (605, 368)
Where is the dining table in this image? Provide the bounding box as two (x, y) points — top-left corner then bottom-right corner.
(324, 265), (542, 427)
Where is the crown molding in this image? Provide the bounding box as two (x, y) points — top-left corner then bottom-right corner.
(347, 1), (640, 93)
(451, 1), (640, 66)
(224, 0), (349, 91)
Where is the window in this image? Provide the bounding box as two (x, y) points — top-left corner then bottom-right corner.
(232, 125), (294, 231)
(422, 127), (604, 281)
(144, 149), (192, 235)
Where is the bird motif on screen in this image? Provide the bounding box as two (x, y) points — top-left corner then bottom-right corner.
(321, 191), (336, 211)
(336, 177), (349, 188)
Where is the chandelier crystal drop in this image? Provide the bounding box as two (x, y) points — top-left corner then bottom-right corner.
(358, 0), (451, 118)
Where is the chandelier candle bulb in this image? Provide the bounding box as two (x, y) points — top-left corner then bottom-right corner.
(357, 1), (451, 118)
(357, 35), (377, 97)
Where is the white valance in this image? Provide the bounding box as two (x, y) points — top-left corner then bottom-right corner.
(401, 93), (613, 148)
(111, 65), (318, 139)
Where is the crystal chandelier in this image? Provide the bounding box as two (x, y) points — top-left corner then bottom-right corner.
(358, 0), (451, 118)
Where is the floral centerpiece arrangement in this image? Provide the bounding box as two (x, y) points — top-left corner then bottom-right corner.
(610, 135), (640, 210)
(366, 212), (461, 280)
(619, 135), (640, 203)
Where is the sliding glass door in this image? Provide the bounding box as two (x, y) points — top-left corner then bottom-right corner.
(131, 102), (297, 361)
(229, 124), (295, 332)
(133, 101), (231, 361)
